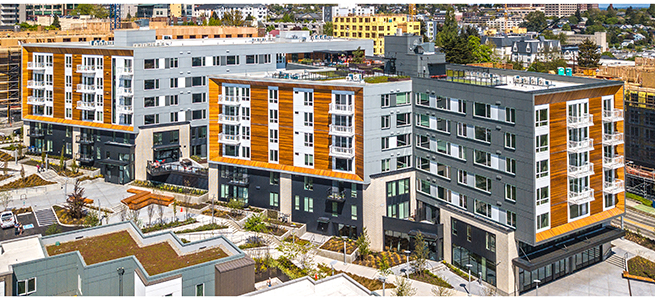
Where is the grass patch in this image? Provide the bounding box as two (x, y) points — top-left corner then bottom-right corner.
(239, 239), (267, 250)
(627, 192), (653, 207)
(628, 256), (655, 280)
(283, 236), (311, 246)
(319, 237), (357, 254)
(254, 256), (308, 280)
(176, 201), (207, 210)
(141, 218), (197, 234)
(443, 261), (472, 281)
(265, 224), (288, 236)
(174, 223), (228, 234)
(317, 263), (396, 290)
(53, 205), (85, 225)
(409, 270), (453, 288)
(132, 180), (207, 196)
(0, 174), (56, 191)
(201, 208), (246, 221)
(354, 251), (405, 268)
(363, 75), (410, 83)
(46, 230), (227, 275)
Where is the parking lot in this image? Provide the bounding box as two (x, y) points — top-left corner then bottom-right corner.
(0, 211), (81, 242)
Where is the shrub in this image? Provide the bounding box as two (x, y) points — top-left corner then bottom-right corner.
(44, 224), (61, 236)
(244, 214), (267, 232)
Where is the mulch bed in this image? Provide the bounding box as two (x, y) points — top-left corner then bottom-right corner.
(319, 237), (357, 254)
(176, 201), (207, 210)
(625, 230), (655, 252)
(354, 250), (405, 268)
(283, 236), (311, 246)
(12, 206), (33, 215)
(265, 224), (288, 237)
(53, 205), (86, 225)
(317, 264), (396, 290)
(0, 174), (56, 191)
(409, 271), (453, 288)
(202, 208), (246, 221)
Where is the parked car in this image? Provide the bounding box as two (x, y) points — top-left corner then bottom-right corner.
(0, 211), (15, 229)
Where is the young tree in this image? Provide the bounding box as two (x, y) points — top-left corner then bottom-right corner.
(172, 200), (178, 221)
(411, 231), (430, 275)
(19, 165), (25, 182)
(66, 179), (85, 219)
(324, 21), (333, 36)
(51, 15), (61, 29)
(2, 156), (8, 176)
(222, 10), (245, 26)
(0, 191), (12, 211)
(147, 204), (155, 226)
(377, 252), (393, 277)
(41, 151), (46, 166)
(393, 277), (416, 296)
(578, 38), (601, 68)
(356, 227), (371, 257)
(59, 145), (65, 171)
(352, 47), (364, 64)
(432, 283), (454, 296)
(157, 204), (164, 224)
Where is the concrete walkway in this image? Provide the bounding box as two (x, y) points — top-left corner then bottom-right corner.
(613, 238), (655, 263)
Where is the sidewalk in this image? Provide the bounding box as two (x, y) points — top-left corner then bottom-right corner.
(613, 238), (655, 263)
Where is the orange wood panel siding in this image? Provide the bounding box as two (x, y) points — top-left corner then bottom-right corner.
(71, 54), (82, 118)
(23, 115), (132, 132)
(278, 86), (294, 166)
(534, 85), (622, 106)
(21, 48), (29, 119)
(52, 54), (65, 119)
(22, 46), (133, 57)
(250, 85), (269, 162)
(214, 157), (363, 182)
(549, 101), (568, 228)
(536, 206), (624, 242)
(208, 80), (221, 159)
(355, 89), (363, 180)
(103, 55), (113, 124)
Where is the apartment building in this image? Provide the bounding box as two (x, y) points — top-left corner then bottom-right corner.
(24, 3), (76, 20)
(0, 4), (24, 26)
(21, 29), (371, 185)
(0, 221), (254, 296)
(169, 4), (194, 18)
(544, 4), (578, 18)
(193, 4), (268, 22)
(332, 14), (420, 56)
(331, 5), (376, 19)
(510, 36), (562, 67)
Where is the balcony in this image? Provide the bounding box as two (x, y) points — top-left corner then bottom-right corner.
(568, 188), (595, 205)
(567, 114), (594, 128)
(27, 96), (46, 105)
(329, 124), (355, 137)
(326, 187), (346, 202)
(567, 139), (594, 153)
(603, 155), (624, 170)
(602, 132), (624, 146)
(218, 95), (241, 106)
(116, 104), (133, 114)
(602, 109), (624, 122)
(26, 80), (45, 89)
(28, 129), (45, 137)
(76, 134), (94, 144)
(27, 62), (45, 70)
(218, 114), (241, 125)
(118, 87), (133, 96)
(76, 101), (96, 110)
(117, 66), (133, 76)
(329, 145), (355, 159)
(147, 161), (209, 177)
(77, 153), (94, 163)
(227, 174), (249, 186)
(218, 133), (241, 145)
(76, 65), (97, 73)
(604, 180), (624, 194)
(568, 163), (594, 178)
(328, 103), (354, 115)
(76, 84), (97, 93)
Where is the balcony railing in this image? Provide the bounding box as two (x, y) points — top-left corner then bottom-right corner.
(218, 95), (241, 106)
(567, 114), (594, 128)
(568, 139), (594, 153)
(328, 103), (354, 115)
(603, 155), (624, 170)
(27, 62), (45, 70)
(76, 101), (96, 110)
(118, 87), (133, 95)
(227, 174), (249, 186)
(218, 133), (241, 145)
(602, 109), (624, 122)
(26, 80), (45, 89)
(76, 65), (97, 73)
(28, 129), (45, 137)
(326, 187), (346, 202)
(604, 180), (624, 194)
(329, 124), (355, 136)
(568, 163), (594, 178)
(76, 84), (97, 93)
(602, 132), (624, 146)
(27, 96), (46, 105)
(77, 153), (94, 163)
(568, 188), (594, 205)
(218, 114), (241, 124)
(117, 66), (133, 75)
(76, 134), (94, 144)
(116, 104), (133, 114)
(147, 161), (209, 177)
(329, 145), (355, 158)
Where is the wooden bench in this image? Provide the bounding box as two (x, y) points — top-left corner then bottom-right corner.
(121, 189), (175, 211)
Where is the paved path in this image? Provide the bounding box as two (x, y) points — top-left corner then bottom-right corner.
(34, 208), (56, 227)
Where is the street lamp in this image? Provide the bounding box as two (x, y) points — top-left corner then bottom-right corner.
(117, 267), (125, 296)
(330, 260), (337, 276)
(404, 250), (411, 275)
(341, 236), (349, 264)
(533, 279), (541, 296)
(377, 276), (387, 296)
(466, 264), (473, 297)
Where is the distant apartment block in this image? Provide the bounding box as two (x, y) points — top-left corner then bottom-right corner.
(544, 4), (578, 17)
(24, 3), (76, 20)
(331, 5), (376, 18)
(193, 4), (268, 22)
(332, 14), (420, 56)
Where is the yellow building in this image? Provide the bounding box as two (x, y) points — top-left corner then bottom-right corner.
(333, 14), (420, 56)
(169, 4), (182, 18)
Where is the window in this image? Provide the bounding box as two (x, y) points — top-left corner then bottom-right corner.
(474, 126), (491, 143)
(304, 197), (314, 212)
(269, 109), (278, 123)
(506, 158), (516, 174)
(475, 175), (492, 192)
(486, 233), (496, 252)
(144, 79), (159, 90)
(536, 159), (549, 178)
(189, 76), (206, 87)
(417, 157), (429, 171)
(226, 55), (239, 65)
(436, 162), (450, 179)
(304, 177), (313, 190)
(304, 133), (313, 147)
(536, 108), (548, 127)
(304, 154), (313, 166)
(381, 115), (390, 129)
(304, 112), (313, 126)
(192, 109), (206, 120)
(242, 146), (250, 158)
(167, 95), (179, 106)
(192, 93), (206, 103)
(351, 205), (357, 220)
(269, 129), (278, 143)
(269, 150), (278, 162)
(166, 57), (178, 68)
(505, 184), (516, 201)
(17, 277), (36, 296)
(505, 133), (516, 149)
(144, 114), (159, 125)
(144, 59), (159, 69)
(65, 92), (72, 104)
(246, 54), (257, 64)
(466, 225), (472, 241)
(381, 137), (390, 150)
(144, 97), (157, 107)
(303, 92), (313, 106)
(270, 192), (279, 207)
(505, 107), (516, 123)
(536, 134), (549, 152)
(475, 199), (492, 218)
(270, 172), (279, 185)
(65, 75), (72, 87)
(507, 211), (517, 228)
(396, 113), (410, 126)
(192, 56), (205, 67)
(397, 155), (410, 169)
(474, 102), (491, 118)
(605, 194), (616, 208)
(381, 94), (390, 107)
(170, 112), (178, 122)
(537, 212), (549, 229)
(537, 186), (549, 206)
(397, 134), (410, 147)
(474, 150), (491, 167)
(436, 118), (450, 133)
(569, 203), (589, 219)
(396, 92), (409, 105)
(196, 283), (204, 296)
(381, 158), (390, 172)
(458, 170), (467, 184)
(170, 78), (178, 88)
(268, 89), (278, 103)
(242, 107), (250, 120)
(65, 55), (72, 68)
(65, 108), (72, 119)
(295, 196), (300, 210)
(451, 219), (458, 236)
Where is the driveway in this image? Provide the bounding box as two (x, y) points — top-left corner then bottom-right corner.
(0, 211), (82, 242)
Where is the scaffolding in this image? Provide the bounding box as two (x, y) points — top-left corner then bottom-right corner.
(626, 163), (655, 201)
(0, 47), (20, 124)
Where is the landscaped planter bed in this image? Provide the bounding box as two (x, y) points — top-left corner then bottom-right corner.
(317, 263), (396, 290)
(201, 208), (246, 221)
(319, 237), (357, 254)
(628, 256), (655, 280)
(354, 251), (405, 268)
(0, 174), (56, 191)
(53, 205), (86, 226)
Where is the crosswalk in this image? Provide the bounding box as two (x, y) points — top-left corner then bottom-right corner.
(34, 208), (57, 227)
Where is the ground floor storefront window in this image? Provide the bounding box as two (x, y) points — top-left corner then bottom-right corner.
(452, 244), (496, 286)
(385, 230), (442, 261)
